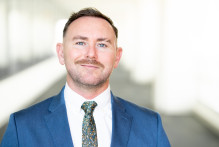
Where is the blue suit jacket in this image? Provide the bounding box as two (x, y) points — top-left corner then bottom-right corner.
(1, 88), (170, 147)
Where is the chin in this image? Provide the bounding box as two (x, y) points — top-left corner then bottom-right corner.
(80, 79), (108, 88)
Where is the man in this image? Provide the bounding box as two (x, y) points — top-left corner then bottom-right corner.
(1, 8), (170, 147)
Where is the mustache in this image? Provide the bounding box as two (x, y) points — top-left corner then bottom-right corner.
(75, 59), (104, 68)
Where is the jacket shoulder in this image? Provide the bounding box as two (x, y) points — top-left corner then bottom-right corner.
(15, 96), (53, 117)
(13, 89), (63, 122)
(115, 96), (159, 118)
(113, 96), (171, 147)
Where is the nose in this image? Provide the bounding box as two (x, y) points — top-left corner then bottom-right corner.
(86, 44), (98, 59)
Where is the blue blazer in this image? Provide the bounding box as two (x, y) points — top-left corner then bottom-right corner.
(1, 88), (170, 147)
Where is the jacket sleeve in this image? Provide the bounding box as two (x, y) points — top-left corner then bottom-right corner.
(0, 114), (19, 147)
(157, 114), (171, 147)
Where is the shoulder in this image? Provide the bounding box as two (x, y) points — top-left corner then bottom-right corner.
(113, 96), (160, 121)
(13, 96), (54, 121)
(14, 87), (64, 119)
(113, 96), (171, 146)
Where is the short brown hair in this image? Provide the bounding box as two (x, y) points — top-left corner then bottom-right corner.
(63, 7), (118, 38)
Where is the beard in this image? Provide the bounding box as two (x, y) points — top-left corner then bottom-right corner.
(66, 59), (112, 90)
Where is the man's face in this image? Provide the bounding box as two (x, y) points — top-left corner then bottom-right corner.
(57, 16), (122, 89)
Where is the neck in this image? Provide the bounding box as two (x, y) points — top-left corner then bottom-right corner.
(66, 76), (109, 100)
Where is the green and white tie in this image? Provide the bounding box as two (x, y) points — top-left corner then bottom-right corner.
(81, 101), (98, 147)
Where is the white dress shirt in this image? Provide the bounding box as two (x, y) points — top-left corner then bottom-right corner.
(64, 83), (112, 147)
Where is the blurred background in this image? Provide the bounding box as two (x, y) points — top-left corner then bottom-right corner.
(0, 0), (219, 146)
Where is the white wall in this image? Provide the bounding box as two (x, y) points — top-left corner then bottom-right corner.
(154, 0), (219, 116)
(0, 0), (62, 71)
(155, 0), (199, 113)
(0, 0), (8, 67)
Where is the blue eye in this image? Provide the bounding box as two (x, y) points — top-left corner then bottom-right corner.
(76, 42), (85, 45)
(98, 43), (107, 48)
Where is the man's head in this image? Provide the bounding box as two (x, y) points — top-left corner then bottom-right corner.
(63, 8), (118, 38)
(56, 8), (122, 98)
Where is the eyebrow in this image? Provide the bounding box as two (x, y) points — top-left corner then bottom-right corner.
(97, 38), (112, 44)
(72, 36), (112, 44)
(72, 35), (88, 41)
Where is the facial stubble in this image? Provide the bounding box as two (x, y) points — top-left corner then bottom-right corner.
(67, 58), (112, 90)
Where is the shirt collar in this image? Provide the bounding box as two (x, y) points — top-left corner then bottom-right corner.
(64, 82), (111, 113)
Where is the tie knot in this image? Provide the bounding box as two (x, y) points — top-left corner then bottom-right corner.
(81, 101), (97, 114)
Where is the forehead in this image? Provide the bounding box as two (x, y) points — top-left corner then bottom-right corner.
(65, 16), (116, 40)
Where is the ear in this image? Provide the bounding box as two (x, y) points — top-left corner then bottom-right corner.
(114, 47), (123, 68)
(56, 43), (65, 65)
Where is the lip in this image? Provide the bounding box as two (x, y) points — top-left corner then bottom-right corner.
(81, 64), (99, 69)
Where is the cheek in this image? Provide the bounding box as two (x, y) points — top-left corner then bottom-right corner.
(64, 49), (83, 62)
(99, 53), (116, 67)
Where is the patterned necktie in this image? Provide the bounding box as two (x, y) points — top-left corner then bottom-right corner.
(81, 101), (98, 147)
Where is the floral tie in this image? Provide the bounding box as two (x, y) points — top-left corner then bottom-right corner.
(81, 101), (98, 147)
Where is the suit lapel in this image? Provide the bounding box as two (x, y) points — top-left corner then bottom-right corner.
(44, 88), (74, 147)
(111, 93), (133, 147)
(43, 89), (132, 147)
